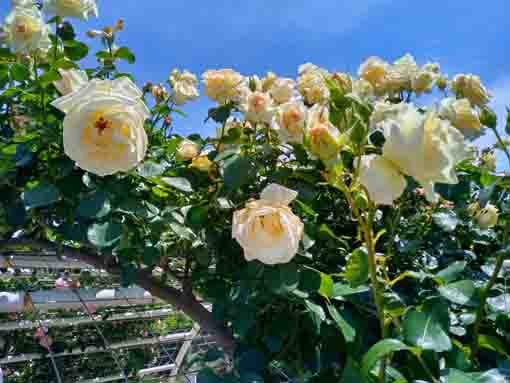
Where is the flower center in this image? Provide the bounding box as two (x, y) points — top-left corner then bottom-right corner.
(14, 17), (39, 41)
(94, 115), (113, 135)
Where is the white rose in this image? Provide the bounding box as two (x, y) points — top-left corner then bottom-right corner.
(381, 104), (467, 202)
(386, 53), (419, 92)
(269, 78), (296, 104)
(202, 69), (244, 104)
(43, 0), (98, 20)
(239, 90), (274, 124)
(476, 203), (498, 229)
(51, 77), (149, 176)
(53, 68), (88, 95)
(176, 139), (199, 161)
(274, 101), (307, 144)
(412, 70), (436, 96)
(232, 183), (304, 265)
(449, 74), (491, 107)
(3, 5), (51, 54)
(306, 104), (343, 161)
(439, 98), (481, 136)
(297, 64), (330, 105)
(358, 56), (388, 89)
(168, 69), (199, 105)
(359, 154), (407, 205)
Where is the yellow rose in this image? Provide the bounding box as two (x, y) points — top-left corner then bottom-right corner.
(386, 54), (419, 92)
(43, 0), (98, 20)
(3, 5), (51, 54)
(359, 154), (407, 205)
(475, 203), (498, 229)
(274, 101), (307, 144)
(297, 63), (329, 105)
(449, 74), (491, 107)
(269, 78), (296, 104)
(358, 56), (388, 88)
(202, 69), (244, 103)
(51, 78), (149, 176)
(176, 139), (199, 161)
(232, 183), (304, 265)
(439, 98), (481, 135)
(53, 68), (88, 95)
(190, 155), (213, 172)
(306, 105), (342, 161)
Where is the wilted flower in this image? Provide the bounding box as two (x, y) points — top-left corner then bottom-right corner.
(176, 139), (199, 161)
(359, 154), (406, 205)
(190, 155), (213, 172)
(358, 56), (388, 89)
(202, 69), (243, 104)
(306, 104), (343, 161)
(381, 104), (467, 202)
(475, 203), (499, 229)
(53, 68), (88, 95)
(151, 83), (168, 103)
(269, 78), (296, 104)
(51, 77), (150, 176)
(449, 74), (491, 107)
(274, 101), (307, 144)
(232, 183), (304, 265)
(239, 90), (274, 123)
(439, 98), (481, 135)
(114, 19), (124, 32)
(168, 69), (199, 105)
(385, 54), (419, 92)
(86, 29), (105, 38)
(2, 5), (51, 54)
(43, 0), (98, 20)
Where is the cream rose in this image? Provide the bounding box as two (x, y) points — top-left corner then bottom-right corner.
(297, 64), (330, 105)
(190, 155), (213, 172)
(232, 183), (304, 265)
(274, 101), (307, 144)
(43, 0), (98, 20)
(449, 74), (491, 107)
(3, 5), (51, 54)
(53, 68), (88, 95)
(358, 56), (388, 89)
(386, 54), (419, 92)
(475, 203), (499, 229)
(359, 154), (407, 205)
(269, 78), (296, 104)
(176, 139), (199, 161)
(202, 69), (244, 104)
(439, 98), (481, 135)
(51, 77), (149, 176)
(239, 90), (274, 124)
(381, 104), (467, 202)
(168, 69), (199, 105)
(306, 104), (343, 161)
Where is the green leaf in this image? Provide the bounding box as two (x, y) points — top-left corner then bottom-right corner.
(265, 263), (299, 294)
(186, 205), (209, 226)
(22, 184), (60, 209)
(341, 358), (367, 383)
(327, 304), (356, 342)
(444, 369), (478, 383)
(64, 40), (89, 61)
(304, 299), (326, 332)
(402, 298), (452, 352)
(361, 339), (413, 379)
(319, 272), (334, 298)
(77, 191), (111, 219)
(438, 280), (480, 307)
(487, 294), (510, 312)
(332, 283), (369, 298)
(223, 155), (257, 191)
(345, 248), (369, 287)
(10, 63), (31, 82)
(432, 211), (460, 232)
(207, 103), (235, 124)
(505, 106), (510, 135)
(477, 334), (509, 357)
(39, 70), (61, 87)
(114, 46), (136, 64)
(161, 177), (193, 193)
(56, 21), (76, 41)
(138, 161), (166, 177)
(436, 261), (467, 284)
(87, 222), (122, 248)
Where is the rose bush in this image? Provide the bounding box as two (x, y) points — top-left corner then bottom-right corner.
(1, 1), (510, 382)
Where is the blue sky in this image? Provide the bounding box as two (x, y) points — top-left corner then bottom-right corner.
(2, 1), (510, 160)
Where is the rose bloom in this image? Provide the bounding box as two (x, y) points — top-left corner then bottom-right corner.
(358, 56), (388, 89)
(176, 139), (199, 161)
(297, 70), (329, 105)
(351, 79), (375, 100)
(239, 90), (274, 123)
(449, 74), (491, 107)
(381, 104), (467, 202)
(359, 154), (406, 205)
(43, 0), (98, 20)
(190, 155), (213, 172)
(53, 68), (88, 95)
(232, 183), (304, 265)
(202, 69), (243, 103)
(2, 5), (51, 54)
(261, 71), (277, 91)
(385, 54), (419, 92)
(51, 77), (150, 176)
(306, 104), (343, 161)
(412, 69), (436, 96)
(439, 98), (481, 135)
(269, 77), (296, 104)
(168, 69), (199, 105)
(274, 101), (307, 144)
(476, 203), (499, 229)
